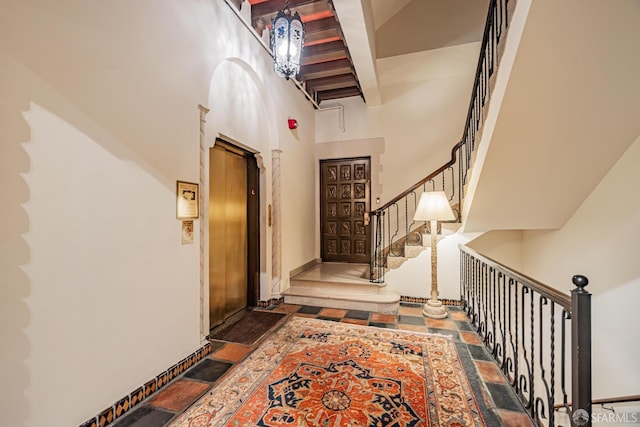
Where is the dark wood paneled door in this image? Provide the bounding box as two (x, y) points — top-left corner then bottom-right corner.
(320, 157), (371, 263)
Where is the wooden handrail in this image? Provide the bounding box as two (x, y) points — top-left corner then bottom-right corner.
(460, 244), (572, 310)
(555, 394), (640, 410)
(371, 141), (463, 214)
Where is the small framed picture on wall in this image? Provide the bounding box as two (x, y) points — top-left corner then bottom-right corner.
(176, 180), (199, 219)
(181, 220), (194, 244)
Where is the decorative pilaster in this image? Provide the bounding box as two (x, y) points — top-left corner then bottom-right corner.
(271, 149), (283, 296)
(197, 104), (209, 338)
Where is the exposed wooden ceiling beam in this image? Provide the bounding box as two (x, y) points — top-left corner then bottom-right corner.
(300, 58), (353, 80)
(250, 0), (320, 16)
(249, 0), (364, 105)
(253, 1), (332, 25)
(316, 87), (363, 103)
(306, 73), (356, 92)
(305, 30), (340, 46)
(302, 51), (347, 66)
(302, 39), (347, 65)
(303, 16), (338, 34)
(303, 39), (345, 55)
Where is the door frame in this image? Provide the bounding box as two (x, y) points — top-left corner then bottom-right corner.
(208, 138), (260, 328)
(319, 156), (371, 264)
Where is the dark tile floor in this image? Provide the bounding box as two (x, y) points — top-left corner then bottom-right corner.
(112, 303), (534, 427)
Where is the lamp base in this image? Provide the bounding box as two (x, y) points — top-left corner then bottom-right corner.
(422, 299), (448, 319)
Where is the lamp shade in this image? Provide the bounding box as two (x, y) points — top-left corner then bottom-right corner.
(413, 191), (455, 221)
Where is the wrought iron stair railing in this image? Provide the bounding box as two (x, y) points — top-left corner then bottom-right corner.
(368, 0), (513, 282)
(460, 245), (592, 427)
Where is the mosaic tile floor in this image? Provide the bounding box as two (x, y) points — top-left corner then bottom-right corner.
(112, 304), (534, 427)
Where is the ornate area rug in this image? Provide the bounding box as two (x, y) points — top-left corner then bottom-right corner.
(170, 317), (485, 427)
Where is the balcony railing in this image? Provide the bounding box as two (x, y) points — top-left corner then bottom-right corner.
(460, 245), (592, 426)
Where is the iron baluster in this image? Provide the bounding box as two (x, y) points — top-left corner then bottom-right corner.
(382, 211), (386, 272)
(468, 253), (472, 310)
(482, 264), (488, 343)
(517, 286), (534, 412)
(448, 166), (455, 202)
(471, 257), (477, 326)
(478, 263), (487, 336)
(512, 277), (519, 391)
(389, 203), (399, 256)
(378, 213), (383, 279)
(386, 207), (391, 261)
(560, 310), (571, 416)
(407, 191), (419, 246)
(369, 213), (375, 280)
(474, 258), (480, 328)
(536, 296), (550, 424)
(460, 251), (464, 310)
(549, 301), (557, 426)
(529, 288), (536, 415)
(497, 272), (506, 369)
(404, 196), (409, 251)
(489, 267), (497, 355)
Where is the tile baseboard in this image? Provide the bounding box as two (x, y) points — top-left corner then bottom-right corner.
(79, 342), (214, 427)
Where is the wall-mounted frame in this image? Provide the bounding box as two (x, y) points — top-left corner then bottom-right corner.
(181, 220), (194, 244)
(176, 180), (199, 219)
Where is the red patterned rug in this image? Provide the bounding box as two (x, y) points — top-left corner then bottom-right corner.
(170, 317), (485, 427)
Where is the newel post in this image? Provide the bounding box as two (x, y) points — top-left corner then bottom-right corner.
(571, 275), (592, 426)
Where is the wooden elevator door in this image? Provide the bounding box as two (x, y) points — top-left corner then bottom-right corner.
(209, 144), (248, 329)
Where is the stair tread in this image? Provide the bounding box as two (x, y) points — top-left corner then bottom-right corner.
(291, 277), (386, 288)
(285, 262), (399, 311)
(284, 286), (400, 303)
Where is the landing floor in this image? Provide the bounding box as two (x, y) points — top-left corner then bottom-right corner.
(291, 261), (371, 284)
(109, 304), (534, 427)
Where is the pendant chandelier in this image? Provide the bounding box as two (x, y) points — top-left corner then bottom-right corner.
(270, 1), (305, 80)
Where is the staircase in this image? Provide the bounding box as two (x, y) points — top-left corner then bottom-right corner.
(283, 222), (461, 312)
(385, 222), (461, 270)
(285, 0), (513, 310)
(369, 0), (514, 284)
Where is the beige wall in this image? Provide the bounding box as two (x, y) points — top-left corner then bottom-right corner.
(466, 230), (524, 271)
(375, 0), (488, 58)
(520, 133), (640, 398)
(316, 42), (480, 206)
(0, 1), (316, 425)
(465, 0), (640, 232)
(467, 133), (640, 398)
(385, 232), (481, 301)
(461, 134), (640, 400)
